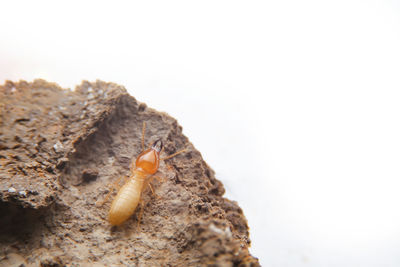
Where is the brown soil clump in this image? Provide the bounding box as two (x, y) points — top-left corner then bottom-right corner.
(0, 79), (259, 266)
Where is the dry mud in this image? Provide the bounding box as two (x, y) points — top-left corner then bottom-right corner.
(0, 80), (260, 266)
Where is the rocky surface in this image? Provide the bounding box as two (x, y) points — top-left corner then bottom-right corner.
(0, 80), (260, 266)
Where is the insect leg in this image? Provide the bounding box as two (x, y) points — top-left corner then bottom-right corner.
(152, 175), (166, 183)
(144, 176), (161, 198)
(160, 148), (187, 161)
(96, 175), (128, 207)
(148, 182), (155, 195)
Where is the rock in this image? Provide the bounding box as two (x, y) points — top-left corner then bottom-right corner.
(0, 253), (27, 267)
(0, 80), (260, 266)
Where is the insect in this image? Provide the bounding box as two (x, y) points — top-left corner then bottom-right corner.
(99, 122), (186, 226)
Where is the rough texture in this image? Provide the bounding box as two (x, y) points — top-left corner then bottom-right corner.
(0, 80), (260, 267)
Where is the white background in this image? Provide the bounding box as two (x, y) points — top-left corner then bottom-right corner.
(1, 1), (400, 266)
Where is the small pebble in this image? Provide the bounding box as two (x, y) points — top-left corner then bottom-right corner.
(8, 187), (16, 193)
(19, 190), (27, 197)
(209, 223), (232, 239)
(53, 141), (63, 152)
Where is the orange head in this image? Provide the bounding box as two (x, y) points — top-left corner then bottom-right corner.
(135, 139), (163, 175)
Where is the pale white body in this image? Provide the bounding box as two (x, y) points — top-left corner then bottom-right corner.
(108, 171), (148, 226)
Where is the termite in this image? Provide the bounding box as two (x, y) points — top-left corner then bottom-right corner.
(99, 122), (186, 226)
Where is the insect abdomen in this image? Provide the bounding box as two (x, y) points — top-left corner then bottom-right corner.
(108, 178), (144, 226)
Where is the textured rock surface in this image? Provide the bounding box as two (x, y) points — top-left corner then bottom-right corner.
(0, 80), (260, 266)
